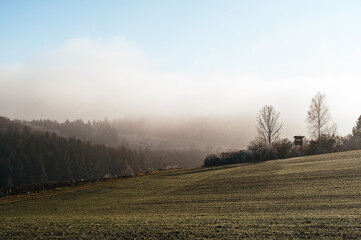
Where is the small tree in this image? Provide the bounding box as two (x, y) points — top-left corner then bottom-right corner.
(256, 105), (283, 145)
(352, 115), (361, 138)
(348, 115), (361, 150)
(306, 92), (336, 140)
(271, 138), (293, 159)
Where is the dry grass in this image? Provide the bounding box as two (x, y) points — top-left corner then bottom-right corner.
(2, 150), (361, 239)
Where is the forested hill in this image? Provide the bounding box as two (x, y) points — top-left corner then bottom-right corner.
(24, 117), (252, 151)
(26, 118), (120, 147)
(0, 117), (205, 186)
(0, 122), (141, 186)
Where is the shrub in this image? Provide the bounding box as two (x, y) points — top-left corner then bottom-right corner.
(203, 150), (252, 167)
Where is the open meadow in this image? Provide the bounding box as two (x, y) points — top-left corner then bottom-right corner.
(2, 150), (361, 239)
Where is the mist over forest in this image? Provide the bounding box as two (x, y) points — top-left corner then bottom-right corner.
(24, 114), (255, 151)
(1, 36), (359, 138)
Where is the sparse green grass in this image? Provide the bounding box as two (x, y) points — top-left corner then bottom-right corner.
(2, 150), (361, 239)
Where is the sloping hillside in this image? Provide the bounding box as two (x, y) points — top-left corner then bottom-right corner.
(0, 117), (206, 186)
(2, 150), (361, 239)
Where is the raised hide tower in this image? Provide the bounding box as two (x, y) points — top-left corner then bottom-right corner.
(294, 136), (305, 147)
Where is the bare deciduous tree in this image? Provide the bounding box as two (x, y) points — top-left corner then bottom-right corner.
(257, 105), (283, 145)
(306, 92), (336, 140)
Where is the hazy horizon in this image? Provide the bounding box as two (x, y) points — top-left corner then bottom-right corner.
(1, 1), (361, 141)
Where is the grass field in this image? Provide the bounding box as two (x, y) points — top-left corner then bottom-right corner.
(2, 150), (361, 239)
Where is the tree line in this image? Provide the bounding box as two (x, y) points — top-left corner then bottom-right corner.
(0, 125), (139, 186)
(26, 118), (120, 147)
(204, 92), (361, 166)
(0, 117), (205, 186)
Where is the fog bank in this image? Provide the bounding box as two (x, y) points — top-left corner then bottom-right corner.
(1, 37), (360, 140)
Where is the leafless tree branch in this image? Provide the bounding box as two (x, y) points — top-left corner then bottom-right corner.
(306, 92), (336, 140)
(256, 105), (283, 145)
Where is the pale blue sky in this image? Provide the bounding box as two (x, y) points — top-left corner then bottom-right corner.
(1, 0), (361, 138)
(2, 0), (361, 74)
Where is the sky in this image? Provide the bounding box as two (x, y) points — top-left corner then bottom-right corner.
(1, 0), (361, 139)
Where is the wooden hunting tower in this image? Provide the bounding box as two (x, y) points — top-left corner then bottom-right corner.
(294, 136), (305, 147)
